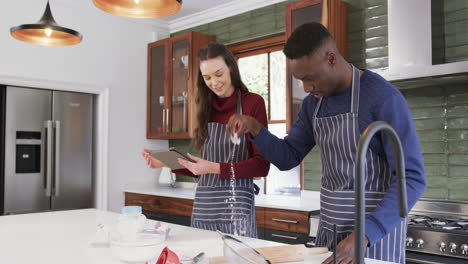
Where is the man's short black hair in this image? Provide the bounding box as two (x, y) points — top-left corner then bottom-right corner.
(283, 22), (332, 59)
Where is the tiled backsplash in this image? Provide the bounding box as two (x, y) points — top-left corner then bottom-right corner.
(402, 83), (468, 200)
(170, 0), (468, 201)
(172, 1), (293, 43)
(432, 0), (468, 64)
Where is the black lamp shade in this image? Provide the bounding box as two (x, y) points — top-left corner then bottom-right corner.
(10, 1), (82, 46)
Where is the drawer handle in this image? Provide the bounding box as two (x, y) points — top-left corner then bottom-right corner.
(131, 200), (162, 206)
(272, 218), (299, 224)
(306, 241), (316, 247)
(271, 234), (298, 240)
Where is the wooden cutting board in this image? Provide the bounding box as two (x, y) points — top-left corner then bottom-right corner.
(209, 245), (328, 264)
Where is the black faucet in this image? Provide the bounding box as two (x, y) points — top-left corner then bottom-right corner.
(355, 121), (408, 264)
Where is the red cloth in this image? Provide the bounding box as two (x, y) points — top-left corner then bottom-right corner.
(173, 90), (270, 180)
(155, 247), (180, 264)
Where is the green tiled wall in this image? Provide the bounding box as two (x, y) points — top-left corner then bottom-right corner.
(347, 0), (388, 70)
(432, 0), (468, 64)
(172, 1), (298, 44)
(400, 84), (468, 201)
(170, 0), (468, 201)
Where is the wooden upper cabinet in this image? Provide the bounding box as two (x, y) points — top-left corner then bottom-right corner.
(285, 0), (348, 130)
(147, 32), (214, 139)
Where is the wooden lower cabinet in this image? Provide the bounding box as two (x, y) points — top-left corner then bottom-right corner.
(142, 210), (171, 222)
(125, 192), (171, 213)
(125, 192), (194, 227)
(255, 207), (266, 228)
(263, 207), (309, 234)
(125, 193), (312, 244)
(256, 206), (311, 245)
(264, 228), (310, 245)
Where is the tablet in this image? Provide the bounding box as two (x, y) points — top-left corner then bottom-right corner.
(148, 147), (195, 170)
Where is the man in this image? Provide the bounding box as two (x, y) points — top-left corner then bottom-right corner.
(227, 22), (426, 264)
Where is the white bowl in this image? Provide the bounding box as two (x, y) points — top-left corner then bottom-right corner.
(110, 233), (165, 263)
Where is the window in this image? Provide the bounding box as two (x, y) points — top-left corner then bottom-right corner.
(237, 51), (286, 123)
(230, 35), (301, 196)
(230, 34), (286, 125)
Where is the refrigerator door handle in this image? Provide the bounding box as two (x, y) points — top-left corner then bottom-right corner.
(54, 120), (61, 197)
(45, 120), (53, 197)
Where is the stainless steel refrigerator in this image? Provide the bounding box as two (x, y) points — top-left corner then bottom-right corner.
(1, 86), (93, 215)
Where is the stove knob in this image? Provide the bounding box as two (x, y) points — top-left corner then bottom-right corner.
(406, 237), (414, 247)
(439, 242), (446, 252)
(416, 238), (424, 248)
(461, 244), (468, 255)
(449, 242), (457, 253)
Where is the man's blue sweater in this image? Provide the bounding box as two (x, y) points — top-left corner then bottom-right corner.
(252, 69), (427, 245)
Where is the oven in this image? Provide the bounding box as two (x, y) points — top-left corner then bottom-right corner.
(307, 199), (468, 264)
(406, 199), (468, 264)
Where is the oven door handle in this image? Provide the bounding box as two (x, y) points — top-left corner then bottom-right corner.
(406, 257), (444, 264)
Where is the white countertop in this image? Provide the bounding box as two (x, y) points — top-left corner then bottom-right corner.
(124, 185), (321, 212)
(0, 209), (395, 264)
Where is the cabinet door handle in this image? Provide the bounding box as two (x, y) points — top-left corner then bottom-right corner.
(131, 199), (162, 206)
(131, 200), (147, 205)
(272, 218), (299, 224)
(187, 50), (191, 81)
(271, 233), (298, 240)
(166, 108), (170, 132)
(162, 109), (166, 133)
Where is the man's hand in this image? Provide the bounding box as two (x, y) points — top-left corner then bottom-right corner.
(322, 232), (369, 264)
(177, 153), (220, 175)
(226, 114), (262, 138)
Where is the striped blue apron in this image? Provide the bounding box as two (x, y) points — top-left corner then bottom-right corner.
(313, 66), (407, 263)
(191, 90), (257, 238)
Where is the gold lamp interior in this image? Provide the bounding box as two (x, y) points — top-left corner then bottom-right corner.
(93, 0), (182, 18)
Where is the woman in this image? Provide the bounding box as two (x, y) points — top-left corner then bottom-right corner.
(142, 43), (269, 238)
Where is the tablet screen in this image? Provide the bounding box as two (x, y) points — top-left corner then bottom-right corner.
(148, 149), (193, 170)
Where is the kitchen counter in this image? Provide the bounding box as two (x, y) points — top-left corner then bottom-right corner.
(0, 209), (395, 264)
(124, 185), (321, 212)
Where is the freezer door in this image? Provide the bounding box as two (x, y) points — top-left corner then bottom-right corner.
(51, 91), (93, 210)
(4, 87), (51, 214)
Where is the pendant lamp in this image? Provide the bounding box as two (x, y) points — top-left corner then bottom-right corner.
(10, 1), (82, 46)
(93, 0), (182, 18)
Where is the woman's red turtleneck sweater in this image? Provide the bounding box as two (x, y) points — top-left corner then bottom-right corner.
(174, 90), (270, 179)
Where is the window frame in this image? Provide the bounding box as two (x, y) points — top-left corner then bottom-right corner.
(229, 34), (286, 124)
(229, 34), (304, 194)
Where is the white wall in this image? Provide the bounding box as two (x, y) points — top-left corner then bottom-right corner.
(0, 0), (170, 212)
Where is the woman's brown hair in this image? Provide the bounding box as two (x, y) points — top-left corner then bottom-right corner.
(192, 43), (249, 150)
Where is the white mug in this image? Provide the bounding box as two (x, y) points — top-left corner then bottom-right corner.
(180, 55), (188, 69)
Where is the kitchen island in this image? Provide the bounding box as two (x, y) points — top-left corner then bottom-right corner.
(0, 209), (395, 264)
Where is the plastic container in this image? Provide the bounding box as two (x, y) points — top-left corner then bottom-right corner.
(110, 232), (164, 263)
(117, 206), (147, 242)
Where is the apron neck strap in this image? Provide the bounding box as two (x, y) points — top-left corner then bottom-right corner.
(237, 89), (243, 115)
(312, 64), (361, 118)
(350, 64), (360, 114)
